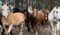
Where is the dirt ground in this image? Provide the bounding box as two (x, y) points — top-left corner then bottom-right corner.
(10, 24), (53, 35)
(0, 22), (53, 35)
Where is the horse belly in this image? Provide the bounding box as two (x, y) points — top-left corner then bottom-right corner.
(13, 14), (25, 25)
(14, 19), (24, 26)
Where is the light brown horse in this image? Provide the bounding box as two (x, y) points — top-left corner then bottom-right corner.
(1, 12), (26, 35)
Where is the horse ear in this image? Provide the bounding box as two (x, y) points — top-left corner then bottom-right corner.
(56, 6), (58, 9)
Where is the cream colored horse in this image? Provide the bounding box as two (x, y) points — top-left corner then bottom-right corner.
(48, 6), (60, 35)
(1, 3), (26, 35)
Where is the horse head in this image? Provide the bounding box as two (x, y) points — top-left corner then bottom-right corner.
(53, 7), (60, 21)
(48, 6), (60, 25)
(1, 3), (10, 18)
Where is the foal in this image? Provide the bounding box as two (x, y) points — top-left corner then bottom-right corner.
(1, 12), (26, 35)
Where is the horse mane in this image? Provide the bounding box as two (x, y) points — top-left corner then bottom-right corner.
(0, 13), (3, 25)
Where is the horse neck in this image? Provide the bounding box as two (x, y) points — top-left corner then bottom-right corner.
(8, 12), (13, 15)
(32, 11), (37, 17)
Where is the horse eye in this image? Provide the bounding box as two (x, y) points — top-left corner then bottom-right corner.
(56, 11), (58, 13)
(2, 9), (3, 11)
(53, 11), (55, 13)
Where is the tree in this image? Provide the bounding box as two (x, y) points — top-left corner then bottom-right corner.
(15, 0), (19, 7)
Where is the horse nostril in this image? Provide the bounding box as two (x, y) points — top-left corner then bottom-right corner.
(56, 11), (58, 13)
(59, 19), (60, 21)
(54, 17), (56, 19)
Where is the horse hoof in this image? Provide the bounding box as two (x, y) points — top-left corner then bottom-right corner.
(25, 27), (27, 30)
(30, 29), (34, 32)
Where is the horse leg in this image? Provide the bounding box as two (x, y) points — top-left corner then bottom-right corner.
(41, 21), (44, 30)
(56, 21), (60, 35)
(36, 30), (38, 35)
(26, 20), (31, 32)
(50, 22), (55, 35)
(26, 23), (30, 31)
(0, 25), (3, 35)
(54, 24), (57, 35)
(19, 22), (24, 35)
(30, 21), (34, 32)
(6, 24), (13, 34)
(57, 21), (60, 30)
(25, 16), (31, 31)
(3, 24), (7, 32)
(2, 24), (9, 35)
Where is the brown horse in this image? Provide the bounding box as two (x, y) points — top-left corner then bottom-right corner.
(33, 10), (49, 35)
(1, 12), (26, 35)
(32, 10), (49, 27)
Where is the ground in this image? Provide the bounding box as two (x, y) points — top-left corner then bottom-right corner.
(11, 24), (53, 35)
(0, 23), (53, 35)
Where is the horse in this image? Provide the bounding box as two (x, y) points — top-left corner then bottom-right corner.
(48, 6), (60, 35)
(32, 9), (49, 27)
(25, 12), (36, 32)
(0, 12), (3, 35)
(1, 3), (26, 35)
(28, 6), (49, 35)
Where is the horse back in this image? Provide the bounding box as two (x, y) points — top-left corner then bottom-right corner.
(36, 11), (45, 21)
(2, 12), (26, 25)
